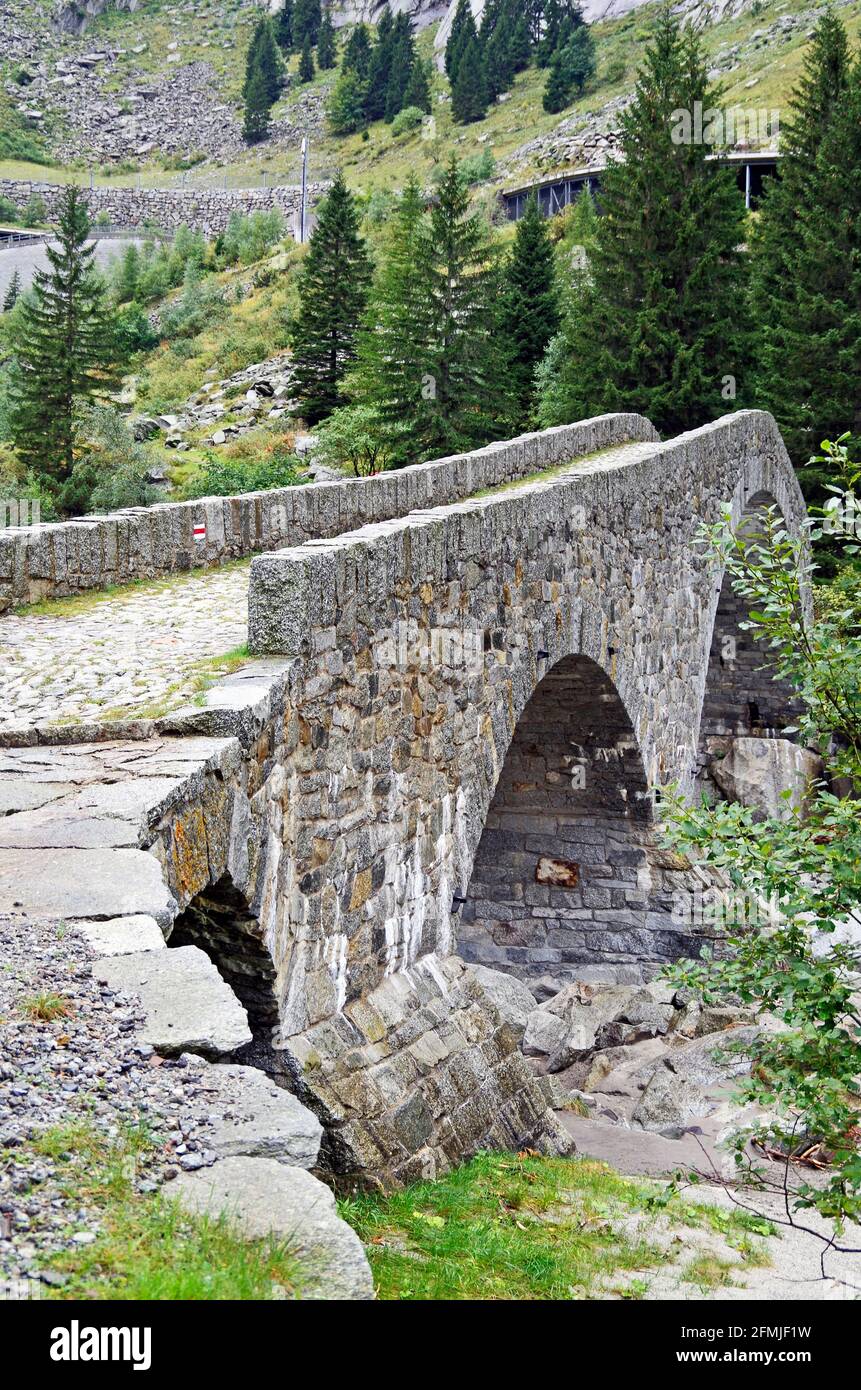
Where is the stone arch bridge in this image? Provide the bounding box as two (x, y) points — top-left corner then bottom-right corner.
(0, 410), (806, 1186)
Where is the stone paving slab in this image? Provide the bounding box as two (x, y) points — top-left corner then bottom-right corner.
(74, 914), (166, 956)
(0, 564), (249, 730)
(171, 1156), (375, 1300)
(0, 846), (176, 923)
(93, 946), (252, 1057)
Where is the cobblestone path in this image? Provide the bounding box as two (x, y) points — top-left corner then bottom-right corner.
(0, 564), (250, 730)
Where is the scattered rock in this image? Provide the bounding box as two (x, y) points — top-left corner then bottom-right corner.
(171, 1157), (375, 1300)
(469, 964), (537, 1043)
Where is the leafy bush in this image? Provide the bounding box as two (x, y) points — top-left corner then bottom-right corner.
(0, 196), (19, 225)
(391, 105), (425, 137)
(312, 405), (391, 477)
(64, 405), (159, 515)
(458, 150), (497, 186)
(181, 447), (307, 498)
(159, 264), (226, 341)
(113, 305), (159, 358)
(216, 210), (285, 267)
(664, 438), (861, 1228)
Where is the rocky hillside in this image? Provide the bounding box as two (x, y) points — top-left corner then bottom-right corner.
(1, 0), (859, 190)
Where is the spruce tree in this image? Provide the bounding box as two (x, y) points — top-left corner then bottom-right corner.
(756, 51), (861, 469)
(243, 63), (271, 143)
(298, 33), (315, 82)
(366, 6), (395, 121)
(9, 186), (119, 506)
(275, 0), (294, 53)
(484, 12), (514, 101)
(510, 13), (532, 73)
(451, 33), (487, 123)
(385, 17), (416, 121)
(317, 11), (336, 69)
(445, 0), (476, 85)
(293, 0), (321, 47)
(355, 176), (437, 465)
(543, 27), (594, 112)
(501, 195), (560, 426)
(537, 7), (750, 436)
(3, 268), (21, 313)
(418, 156), (512, 453)
(290, 172), (372, 423)
(342, 22), (373, 81)
(328, 66), (368, 134)
(245, 18), (282, 106)
(403, 58), (431, 114)
(750, 7), (852, 467)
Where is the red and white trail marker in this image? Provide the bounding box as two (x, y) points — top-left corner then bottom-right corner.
(193, 521), (206, 542)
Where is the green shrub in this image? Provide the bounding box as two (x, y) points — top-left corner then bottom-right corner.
(391, 105), (425, 137)
(0, 196), (19, 225)
(181, 448), (307, 498)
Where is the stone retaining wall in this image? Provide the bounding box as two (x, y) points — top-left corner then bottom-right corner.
(0, 414), (655, 613)
(0, 178), (326, 237)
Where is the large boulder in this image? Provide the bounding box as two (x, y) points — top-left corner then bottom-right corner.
(632, 1026), (760, 1134)
(709, 737), (823, 821)
(469, 964), (537, 1043)
(523, 981), (676, 1073)
(171, 1157), (375, 1300)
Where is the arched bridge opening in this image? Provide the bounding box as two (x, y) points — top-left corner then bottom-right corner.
(459, 654), (704, 986)
(698, 490), (805, 765)
(169, 874), (294, 1086)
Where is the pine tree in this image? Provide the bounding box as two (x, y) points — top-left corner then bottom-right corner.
(418, 156), (512, 453)
(501, 195), (560, 426)
(275, 0), (294, 53)
(3, 268), (21, 312)
(290, 172), (372, 423)
(298, 32), (315, 82)
(355, 176), (437, 465)
(342, 21), (373, 81)
(251, 18), (283, 105)
(445, 0), (476, 85)
(293, 0), (322, 47)
(403, 58), (432, 113)
(510, 13), (532, 72)
(328, 66), (368, 133)
(451, 32), (487, 123)
(755, 49), (861, 469)
(536, 0), (563, 66)
(385, 17), (416, 121)
(9, 186), (120, 506)
(116, 242), (140, 303)
(317, 11), (336, 68)
(366, 6), (395, 121)
(750, 7), (852, 467)
(537, 7), (750, 437)
(243, 62), (271, 143)
(543, 27), (594, 112)
(484, 12), (514, 100)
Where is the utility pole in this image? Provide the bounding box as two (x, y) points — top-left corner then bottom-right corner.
(300, 135), (308, 243)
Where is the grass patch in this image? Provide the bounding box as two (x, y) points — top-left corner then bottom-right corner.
(23, 1122), (306, 1300)
(18, 991), (74, 1022)
(340, 1151), (673, 1300)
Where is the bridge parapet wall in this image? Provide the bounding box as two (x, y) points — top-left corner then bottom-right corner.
(0, 413), (655, 613)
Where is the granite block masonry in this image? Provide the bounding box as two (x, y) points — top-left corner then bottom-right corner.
(0, 178), (327, 238)
(0, 412), (654, 612)
(0, 412), (808, 1187)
